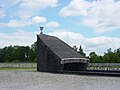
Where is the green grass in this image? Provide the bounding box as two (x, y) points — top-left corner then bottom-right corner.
(0, 67), (37, 70)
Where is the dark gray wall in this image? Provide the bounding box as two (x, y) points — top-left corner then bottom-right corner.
(37, 35), (61, 72)
(37, 35), (88, 72)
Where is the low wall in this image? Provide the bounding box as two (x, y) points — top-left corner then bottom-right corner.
(87, 63), (120, 71)
(0, 63), (120, 71)
(88, 63), (120, 66)
(0, 63), (37, 68)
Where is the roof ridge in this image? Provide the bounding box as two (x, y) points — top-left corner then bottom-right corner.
(55, 36), (83, 56)
(38, 34), (61, 59)
(38, 34), (85, 59)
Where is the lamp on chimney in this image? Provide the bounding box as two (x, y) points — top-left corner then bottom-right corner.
(40, 26), (44, 34)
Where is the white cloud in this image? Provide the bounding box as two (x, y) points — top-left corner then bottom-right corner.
(0, 0), (59, 28)
(46, 21), (60, 28)
(0, 0), (21, 18)
(0, 8), (6, 18)
(59, 0), (91, 17)
(19, 0), (58, 19)
(0, 0), (58, 20)
(32, 16), (46, 24)
(0, 16), (47, 28)
(0, 30), (36, 48)
(20, 0), (58, 10)
(7, 20), (31, 28)
(48, 31), (120, 55)
(1, 0), (21, 7)
(59, 0), (120, 33)
(1, 30), (120, 55)
(0, 23), (6, 28)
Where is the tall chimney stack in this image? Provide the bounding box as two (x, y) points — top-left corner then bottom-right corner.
(40, 26), (44, 34)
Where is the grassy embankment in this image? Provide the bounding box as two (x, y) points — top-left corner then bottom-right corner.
(0, 67), (36, 70)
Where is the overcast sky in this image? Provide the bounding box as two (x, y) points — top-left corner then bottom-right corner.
(0, 0), (120, 55)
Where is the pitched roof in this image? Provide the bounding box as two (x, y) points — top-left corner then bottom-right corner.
(38, 34), (86, 60)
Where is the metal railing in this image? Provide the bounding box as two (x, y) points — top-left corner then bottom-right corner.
(87, 63), (120, 71)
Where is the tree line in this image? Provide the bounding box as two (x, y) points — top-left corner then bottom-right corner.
(0, 43), (120, 63)
(73, 45), (120, 63)
(0, 42), (36, 63)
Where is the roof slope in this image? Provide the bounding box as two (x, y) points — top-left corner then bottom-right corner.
(38, 34), (84, 60)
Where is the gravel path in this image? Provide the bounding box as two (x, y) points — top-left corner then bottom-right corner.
(0, 70), (120, 90)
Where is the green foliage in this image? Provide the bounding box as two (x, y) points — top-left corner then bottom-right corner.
(73, 45), (78, 51)
(0, 48), (3, 62)
(90, 48), (120, 63)
(73, 45), (120, 63)
(73, 45), (86, 57)
(0, 42), (120, 63)
(0, 42), (37, 63)
(78, 45), (86, 57)
(102, 48), (120, 63)
(89, 52), (101, 63)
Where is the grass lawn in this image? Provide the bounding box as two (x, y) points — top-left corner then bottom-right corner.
(0, 67), (37, 70)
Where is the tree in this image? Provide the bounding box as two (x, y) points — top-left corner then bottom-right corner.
(31, 42), (37, 52)
(1, 46), (15, 62)
(112, 49), (120, 63)
(89, 52), (101, 63)
(102, 48), (120, 63)
(0, 43), (120, 63)
(103, 53), (110, 63)
(29, 42), (37, 62)
(107, 48), (113, 63)
(78, 45), (86, 57)
(0, 48), (3, 62)
(111, 53), (120, 63)
(73, 45), (78, 51)
(0, 45), (36, 62)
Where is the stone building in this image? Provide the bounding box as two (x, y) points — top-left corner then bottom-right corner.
(37, 30), (89, 72)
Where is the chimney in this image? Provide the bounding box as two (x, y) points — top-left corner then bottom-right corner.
(40, 26), (44, 34)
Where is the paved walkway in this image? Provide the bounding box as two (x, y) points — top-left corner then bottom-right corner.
(0, 70), (120, 90)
